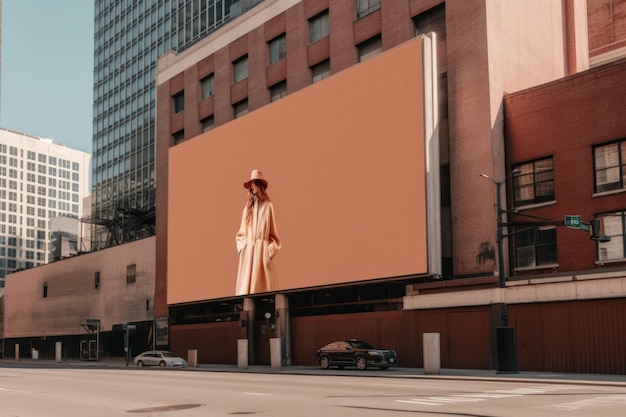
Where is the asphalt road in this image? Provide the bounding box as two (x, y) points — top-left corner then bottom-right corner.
(1, 366), (625, 416)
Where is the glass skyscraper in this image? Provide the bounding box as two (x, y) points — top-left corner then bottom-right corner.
(90, 0), (263, 249)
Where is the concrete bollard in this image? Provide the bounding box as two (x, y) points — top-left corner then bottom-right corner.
(238, 339), (248, 369)
(55, 342), (63, 362)
(15, 344), (19, 361)
(187, 349), (198, 368)
(270, 338), (282, 370)
(423, 333), (441, 374)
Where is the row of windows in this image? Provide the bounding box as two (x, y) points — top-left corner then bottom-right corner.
(41, 265), (137, 298)
(0, 178), (79, 194)
(0, 248), (46, 259)
(512, 139), (626, 269)
(0, 196), (78, 214)
(1, 192), (79, 205)
(1, 231), (49, 243)
(25, 152), (80, 170)
(23, 183), (80, 195)
(514, 210), (626, 269)
(25, 163), (80, 179)
(0, 144), (17, 155)
(513, 139), (626, 207)
(0, 154), (79, 172)
(171, 5), (386, 141)
(0, 209), (68, 221)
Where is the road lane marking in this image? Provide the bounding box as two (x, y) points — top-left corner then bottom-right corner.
(550, 395), (626, 411)
(394, 385), (579, 406)
(243, 392), (271, 396)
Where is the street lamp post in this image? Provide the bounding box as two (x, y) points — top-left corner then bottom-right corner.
(480, 170), (521, 299)
(480, 168), (520, 373)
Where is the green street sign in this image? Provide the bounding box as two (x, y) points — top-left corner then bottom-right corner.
(564, 215), (582, 228)
(580, 222), (590, 232)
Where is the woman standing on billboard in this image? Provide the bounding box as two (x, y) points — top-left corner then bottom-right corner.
(235, 170), (282, 295)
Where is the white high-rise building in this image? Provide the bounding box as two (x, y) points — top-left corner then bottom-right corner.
(0, 128), (91, 288)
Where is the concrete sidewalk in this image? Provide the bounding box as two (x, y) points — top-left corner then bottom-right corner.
(2, 358), (625, 386)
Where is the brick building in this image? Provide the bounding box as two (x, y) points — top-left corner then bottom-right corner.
(152, 0), (626, 374)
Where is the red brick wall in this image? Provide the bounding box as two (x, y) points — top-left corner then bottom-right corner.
(504, 59), (626, 273)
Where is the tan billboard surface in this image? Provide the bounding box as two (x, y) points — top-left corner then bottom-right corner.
(168, 38), (428, 304)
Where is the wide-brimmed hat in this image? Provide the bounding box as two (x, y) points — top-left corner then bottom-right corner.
(243, 169), (268, 189)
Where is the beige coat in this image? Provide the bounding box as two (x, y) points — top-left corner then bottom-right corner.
(235, 199), (281, 295)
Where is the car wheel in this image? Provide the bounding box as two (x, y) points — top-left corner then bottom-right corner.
(159, 361), (166, 368)
(319, 355), (330, 369)
(136, 360), (144, 367)
(356, 356), (367, 370)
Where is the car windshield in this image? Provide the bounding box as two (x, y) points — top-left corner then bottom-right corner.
(162, 351), (180, 358)
(348, 340), (374, 349)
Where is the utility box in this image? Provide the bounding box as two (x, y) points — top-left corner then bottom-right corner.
(497, 326), (517, 373)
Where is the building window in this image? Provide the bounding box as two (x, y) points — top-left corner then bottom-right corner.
(513, 157), (554, 206)
(515, 227), (557, 269)
(201, 116), (214, 132)
(269, 34), (286, 64)
(357, 0), (380, 19)
(173, 91), (185, 114)
(311, 60), (330, 83)
(173, 130), (185, 144)
(233, 100), (249, 118)
(598, 211), (626, 261)
(357, 35), (382, 62)
(414, 3), (447, 40)
(43, 282), (48, 298)
(233, 56), (249, 83)
(310, 11), (329, 43)
(95, 271), (101, 290)
(201, 74), (214, 99)
(270, 81), (287, 102)
(127, 264), (136, 284)
(593, 140), (625, 193)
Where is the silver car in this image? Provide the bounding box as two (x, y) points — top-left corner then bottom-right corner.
(134, 350), (188, 368)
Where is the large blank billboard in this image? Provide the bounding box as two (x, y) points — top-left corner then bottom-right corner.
(168, 38), (430, 304)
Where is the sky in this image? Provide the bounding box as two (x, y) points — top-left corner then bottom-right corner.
(1, 0), (94, 154)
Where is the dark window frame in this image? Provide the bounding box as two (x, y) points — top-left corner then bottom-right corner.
(309, 10), (329, 43)
(593, 139), (626, 193)
(200, 74), (214, 100)
(513, 157), (555, 206)
(269, 34), (287, 64)
(597, 211), (626, 261)
(514, 227), (557, 269)
(357, 0), (381, 19)
(173, 91), (185, 114)
(127, 264), (136, 284)
(233, 55), (249, 83)
(269, 81), (287, 102)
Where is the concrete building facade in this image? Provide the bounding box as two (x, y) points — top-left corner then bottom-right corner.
(3, 237), (155, 359)
(0, 128), (91, 288)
